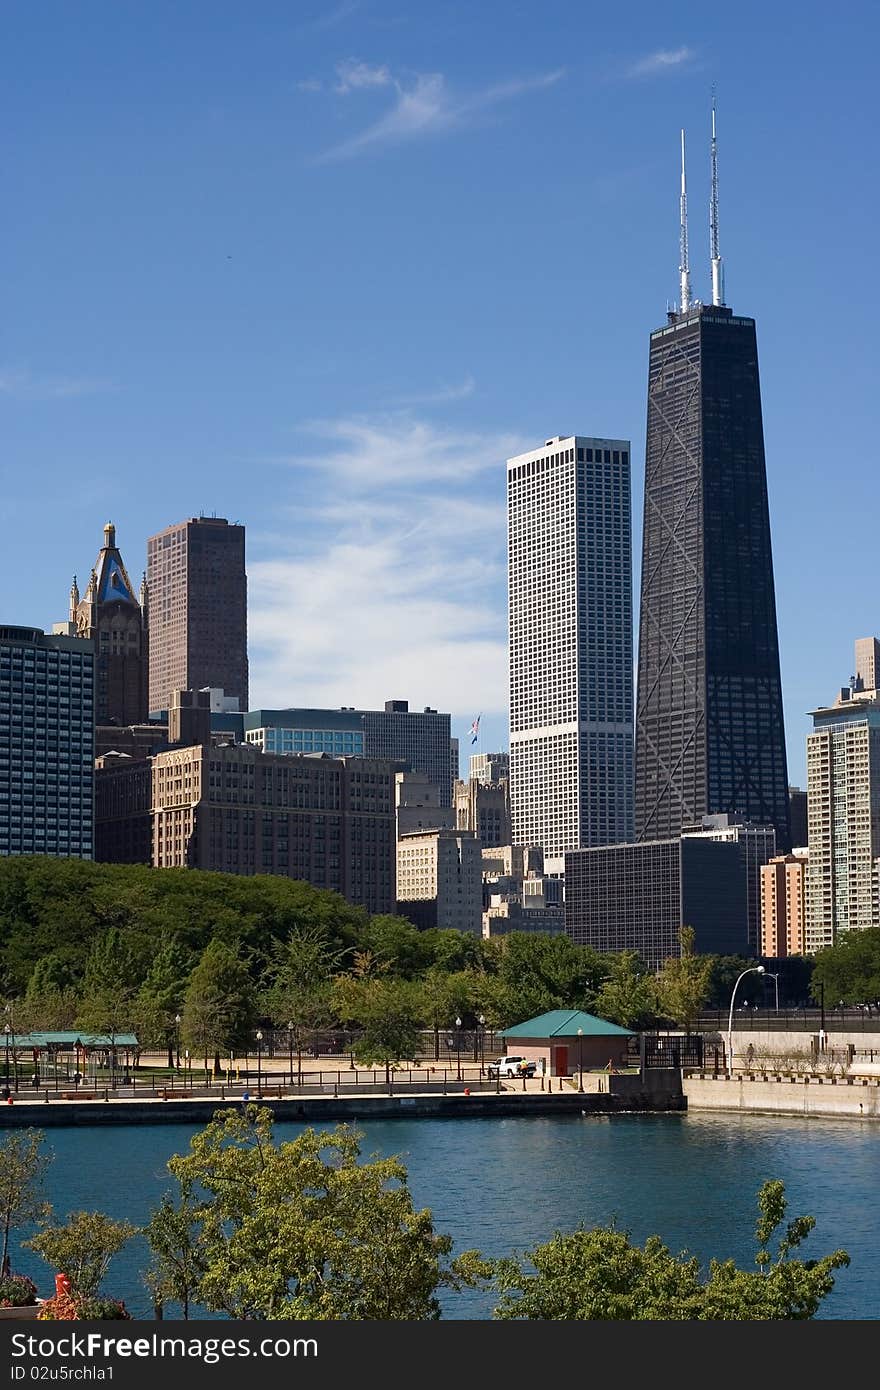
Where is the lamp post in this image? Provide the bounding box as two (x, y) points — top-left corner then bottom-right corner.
(184, 1049), (190, 1090)
(455, 1017), (462, 1082)
(727, 966), (765, 1077)
(174, 1014), (181, 1071)
(477, 1014), (485, 1075)
(765, 972), (780, 1013)
(577, 1027), (584, 1092)
(3, 1023), (9, 1091)
(288, 1021), (294, 1089)
(256, 1030), (263, 1094)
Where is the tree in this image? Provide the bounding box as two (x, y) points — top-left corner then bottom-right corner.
(181, 939), (257, 1075)
(333, 976), (422, 1082)
(156, 1106), (486, 1319)
(76, 928), (141, 1073)
(0, 1130), (51, 1278)
(143, 1183), (205, 1319)
(262, 925), (347, 1084)
(594, 951), (659, 1029)
(811, 928), (880, 1007)
(492, 1179), (849, 1320)
(655, 926), (713, 1030)
(136, 936), (193, 1067)
(416, 968), (473, 1060)
(25, 1211), (137, 1301)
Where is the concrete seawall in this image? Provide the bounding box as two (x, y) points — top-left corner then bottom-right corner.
(684, 1074), (880, 1120)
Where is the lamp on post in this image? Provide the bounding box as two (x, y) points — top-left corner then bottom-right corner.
(184, 1049), (190, 1090)
(174, 1014), (181, 1072)
(287, 1021), (294, 1089)
(765, 972), (780, 1013)
(577, 1027), (584, 1092)
(256, 1030), (263, 1095)
(3, 1023), (9, 1091)
(455, 1016), (462, 1082)
(477, 1014), (486, 1076)
(727, 966), (765, 1077)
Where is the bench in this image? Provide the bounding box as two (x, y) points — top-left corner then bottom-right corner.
(60, 1092), (99, 1100)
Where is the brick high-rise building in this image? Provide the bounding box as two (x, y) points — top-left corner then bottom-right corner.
(760, 853), (808, 958)
(63, 523), (147, 726)
(151, 744), (396, 914)
(146, 517), (248, 715)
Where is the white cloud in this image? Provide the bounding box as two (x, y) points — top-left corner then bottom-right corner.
(627, 46), (696, 78)
(335, 58), (392, 93)
(296, 78), (324, 93)
(319, 66), (564, 161)
(0, 367), (112, 399)
(248, 414), (519, 718)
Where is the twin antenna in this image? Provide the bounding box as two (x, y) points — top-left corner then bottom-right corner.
(678, 95), (725, 312)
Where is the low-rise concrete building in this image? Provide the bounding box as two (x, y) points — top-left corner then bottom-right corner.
(499, 1009), (634, 1077)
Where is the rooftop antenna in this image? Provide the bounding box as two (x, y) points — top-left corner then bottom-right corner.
(679, 129), (691, 313)
(710, 90), (725, 305)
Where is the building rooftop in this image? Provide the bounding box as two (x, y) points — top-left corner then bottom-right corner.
(500, 1009), (633, 1039)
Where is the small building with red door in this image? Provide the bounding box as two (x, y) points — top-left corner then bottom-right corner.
(499, 1009), (634, 1077)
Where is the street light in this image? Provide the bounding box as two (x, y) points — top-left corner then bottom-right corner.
(765, 972), (780, 1012)
(174, 1014), (181, 1071)
(3, 1023), (9, 1091)
(455, 1017), (462, 1082)
(477, 1014), (486, 1075)
(727, 966), (765, 1077)
(577, 1027), (584, 1093)
(256, 1030), (263, 1094)
(287, 1021), (294, 1089)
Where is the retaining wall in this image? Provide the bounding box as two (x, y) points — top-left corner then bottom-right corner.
(683, 1073), (880, 1120)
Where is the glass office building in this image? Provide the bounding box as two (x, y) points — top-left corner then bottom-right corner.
(0, 626), (95, 859)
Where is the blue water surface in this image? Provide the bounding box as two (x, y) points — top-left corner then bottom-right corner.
(11, 1112), (879, 1319)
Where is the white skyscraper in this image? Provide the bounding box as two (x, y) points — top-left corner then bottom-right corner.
(507, 435), (634, 873)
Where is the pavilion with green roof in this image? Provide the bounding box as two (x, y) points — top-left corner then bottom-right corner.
(499, 1009), (634, 1077)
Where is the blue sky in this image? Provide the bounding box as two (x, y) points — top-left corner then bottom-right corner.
(2, 0), (877, 785)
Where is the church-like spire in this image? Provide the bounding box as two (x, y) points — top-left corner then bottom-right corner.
(69, 575), (80, 622)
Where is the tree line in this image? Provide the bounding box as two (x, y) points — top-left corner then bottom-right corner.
(0, 1115), (850, 1321)
(0, 860), (780, 1075)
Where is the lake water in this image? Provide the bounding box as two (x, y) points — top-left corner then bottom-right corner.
(11, 1111), (880, 1319)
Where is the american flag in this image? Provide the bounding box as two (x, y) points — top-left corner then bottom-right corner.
(470, 714), (481, 745)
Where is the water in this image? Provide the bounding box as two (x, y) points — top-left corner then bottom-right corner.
(10, 1112), (880, 1319)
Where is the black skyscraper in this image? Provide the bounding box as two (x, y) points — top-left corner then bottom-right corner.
(634, 301), (791, 850)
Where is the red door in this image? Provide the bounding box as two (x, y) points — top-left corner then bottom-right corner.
(554, 1046), (569, 1076)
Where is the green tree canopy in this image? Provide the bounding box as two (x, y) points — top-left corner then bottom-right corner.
(333, 975), (423, 1081)
(492, 1180), (849, 1320)
(155, 1107), (485, 1319)
(655, 926), (713, 1029)
(594, 950), (659, 1029)
(26, 1211), (137, 1301)
(811, 928), (880, 1007)
(181, 939), (257, 1069)
(0, 1129), (51, 1278)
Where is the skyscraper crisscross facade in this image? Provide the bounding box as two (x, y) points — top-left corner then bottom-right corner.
(634, 116), (790, 852)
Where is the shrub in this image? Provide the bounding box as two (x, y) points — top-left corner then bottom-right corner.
(0, 1274), (38, 1307)
(37, 1291), (130, 1321)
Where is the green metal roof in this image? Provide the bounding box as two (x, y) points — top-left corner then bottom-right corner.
(7, 1032), (139, 1048)
(500, 1010), (634, 1039)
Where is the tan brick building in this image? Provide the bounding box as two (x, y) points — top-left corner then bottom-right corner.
(151, 744), (396, 913)
(396, 828), (482, 934)
(760, 853), (808, 957)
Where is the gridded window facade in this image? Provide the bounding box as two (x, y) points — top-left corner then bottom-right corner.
(635, 306), (790, 851)
(508, 436), (633, 867)
(806, 704), (880, 950)
(147, 518), (248, 715)
(0, 627), (95, 860)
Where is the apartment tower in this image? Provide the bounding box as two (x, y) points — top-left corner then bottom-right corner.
(634, 116), (790, 850)
(507, 435), (634, 873)
(146, 517), (248, 715)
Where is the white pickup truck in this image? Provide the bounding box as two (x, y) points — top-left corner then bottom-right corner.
(486, 1055), (537, 1078)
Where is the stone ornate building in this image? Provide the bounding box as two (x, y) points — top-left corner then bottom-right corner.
(69, 523), (147, 726)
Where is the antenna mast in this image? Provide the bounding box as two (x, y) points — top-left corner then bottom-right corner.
(679, 129), (691, 313)
(710, 92), (724, 305)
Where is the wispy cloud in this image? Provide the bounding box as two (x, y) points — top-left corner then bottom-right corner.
(248, 412), (521, 716)
(296, 78), (324, 93)
(0, 367), (112, 400)
(335, 58), (392, 94)
(391, 376), (476, 407)
(627, 46), (696, 78)
(319, 66), (565, 161)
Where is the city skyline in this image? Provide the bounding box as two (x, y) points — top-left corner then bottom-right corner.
(2, 2), (877, 780)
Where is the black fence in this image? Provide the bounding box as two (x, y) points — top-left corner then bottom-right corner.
(695, 1007), (880, 1033)
(634, 1034), (707, 1070)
